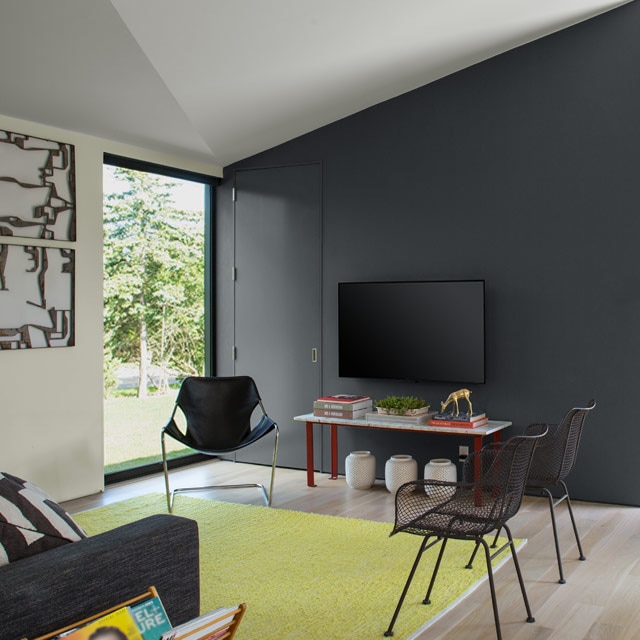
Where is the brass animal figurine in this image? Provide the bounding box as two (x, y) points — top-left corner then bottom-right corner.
(440, 388), (473, 417)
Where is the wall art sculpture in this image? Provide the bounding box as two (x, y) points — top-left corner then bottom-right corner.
(0, 128), (75, 241)
(0, 244), (75, 349)
(0, 127), (76, 349)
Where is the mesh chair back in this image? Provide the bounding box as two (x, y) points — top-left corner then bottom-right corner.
(465, 433), (544, 525)
(393, 433), (545, 539)
(176, 376), (261, 450)
(526, 400), (595, 488)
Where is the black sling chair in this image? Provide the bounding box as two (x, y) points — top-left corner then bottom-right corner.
(384, 429), (546, 640)
(161, 376), (279, 512)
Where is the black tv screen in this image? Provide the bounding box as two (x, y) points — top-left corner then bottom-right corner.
(338, 280), (485, 384)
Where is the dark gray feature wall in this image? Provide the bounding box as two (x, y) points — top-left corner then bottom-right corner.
(217, 1), (640, 506)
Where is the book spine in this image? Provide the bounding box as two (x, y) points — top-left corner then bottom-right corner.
(428, 419), (488, 428)
(430, 414), (486, 423)
(315, 395), (370, 402)
(313, 400), (372, 411)
(313, 408), (369, 419)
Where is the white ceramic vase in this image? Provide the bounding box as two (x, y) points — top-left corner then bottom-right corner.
(345, 451), (376, 489)
(385, 454), (418, 493)
(424, 458), (457, 497)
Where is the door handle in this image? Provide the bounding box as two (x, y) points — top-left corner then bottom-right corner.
(311, 348), (318, 363)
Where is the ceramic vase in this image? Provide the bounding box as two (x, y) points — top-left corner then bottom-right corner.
(345, 451), (376, 489)
(424, 458), (457, 497)
(384, 454), (418, 493)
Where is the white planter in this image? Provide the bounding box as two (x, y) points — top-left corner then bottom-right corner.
(345, 451), (376, 489)
(376, 406), (430, 416)
(385, 454), (418, 494)
(424, 458), (457, 497)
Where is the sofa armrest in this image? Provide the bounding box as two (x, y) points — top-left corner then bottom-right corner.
(0, 514), (200, 640)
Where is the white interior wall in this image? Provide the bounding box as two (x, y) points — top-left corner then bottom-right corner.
(0, 113), (221, 502)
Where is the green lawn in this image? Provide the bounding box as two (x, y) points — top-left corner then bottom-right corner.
(104, 392), (190, 473)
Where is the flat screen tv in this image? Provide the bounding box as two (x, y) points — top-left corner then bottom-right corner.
(338, 280), (485, 384)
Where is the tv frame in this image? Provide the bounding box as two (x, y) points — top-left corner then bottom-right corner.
(337, 279), (486, 384)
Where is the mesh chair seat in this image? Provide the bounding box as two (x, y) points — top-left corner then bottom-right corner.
(161, 376), (279, 512)
(384, 431), (546, 640)
(392, 484), (505, 538)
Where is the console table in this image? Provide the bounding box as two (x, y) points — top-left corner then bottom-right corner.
(294, 413), (512, 487)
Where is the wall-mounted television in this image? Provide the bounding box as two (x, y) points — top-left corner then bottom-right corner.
(338, 280), (486, 384)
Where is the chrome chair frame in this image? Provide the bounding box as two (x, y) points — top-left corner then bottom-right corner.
(161, 376), (279, 512)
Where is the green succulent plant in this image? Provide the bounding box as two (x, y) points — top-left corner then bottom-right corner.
(375, 395), (429, 414)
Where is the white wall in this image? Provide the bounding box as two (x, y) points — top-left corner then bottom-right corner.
(0, 113), (221, 502)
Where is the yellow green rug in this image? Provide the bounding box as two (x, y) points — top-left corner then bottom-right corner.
(74, 495), (524, 640)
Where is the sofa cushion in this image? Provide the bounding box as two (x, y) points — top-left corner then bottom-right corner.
(0, 472), (87, 566)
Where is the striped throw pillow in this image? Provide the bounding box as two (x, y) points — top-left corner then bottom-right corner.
(0, 472), (87, 566)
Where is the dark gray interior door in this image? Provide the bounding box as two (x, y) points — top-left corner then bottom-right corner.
(234, 164), (322, 468)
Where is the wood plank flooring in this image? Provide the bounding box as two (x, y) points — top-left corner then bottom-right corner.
(62, 460), (640, 640)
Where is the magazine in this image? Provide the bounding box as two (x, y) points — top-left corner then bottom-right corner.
(160, 605), (243, 640)
(53, 607), (144, 640)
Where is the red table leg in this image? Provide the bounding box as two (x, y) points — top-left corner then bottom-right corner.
(473, 435), (485, 505)
(473, 435), (483, 482)
(330, 423), (339, 479)
(306, 421), (316, 487)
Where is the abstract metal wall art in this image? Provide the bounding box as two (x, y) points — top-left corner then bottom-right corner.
(0, 244), (75, 349)
(0, 128), (76, 349)
(0, 129), (76, 241)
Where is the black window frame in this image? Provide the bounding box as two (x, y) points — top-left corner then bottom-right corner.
(103, 153), (219, 484)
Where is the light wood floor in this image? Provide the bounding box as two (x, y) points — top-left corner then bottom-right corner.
(62, 460), (640, 640)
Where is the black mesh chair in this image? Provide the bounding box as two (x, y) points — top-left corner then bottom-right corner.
(161, 376), (279, 512)
(524, 400), (596, 584)
(384, 430), (546, 640)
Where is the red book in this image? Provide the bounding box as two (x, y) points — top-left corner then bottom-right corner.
(428, 419), (489, 428)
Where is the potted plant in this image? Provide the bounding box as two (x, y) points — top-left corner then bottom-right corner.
(375, 395), (430, 416)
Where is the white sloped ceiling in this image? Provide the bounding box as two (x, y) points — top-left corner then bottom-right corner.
(0, 0), (632, 166)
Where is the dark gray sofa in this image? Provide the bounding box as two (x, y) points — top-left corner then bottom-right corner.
(0, 514), (200, 640)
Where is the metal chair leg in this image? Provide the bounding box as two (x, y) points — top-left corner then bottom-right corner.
(542, 487), (566, 584)
(384, 536), (433, 637)
(467, 527), (502, 569)
(161, 431), (173, 513)
(480, 537), (503, 640)
(466, 540), (481, 569)
(561, 481), (586, 561)
(475, 524), (536, 640)
(423, 538), (448, 604)
(502, 524), (535, 623)
(162, 427), (279, 510)
(267, 427), (279, 506)
(541, 482), (586, 584)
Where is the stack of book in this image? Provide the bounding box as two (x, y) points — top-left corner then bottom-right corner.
(313, 394), (373, 419)
(428, 411), (489, 428)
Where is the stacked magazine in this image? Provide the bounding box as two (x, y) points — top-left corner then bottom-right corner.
(31, 587), (245, 640)
(160, 605), (245, 640)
